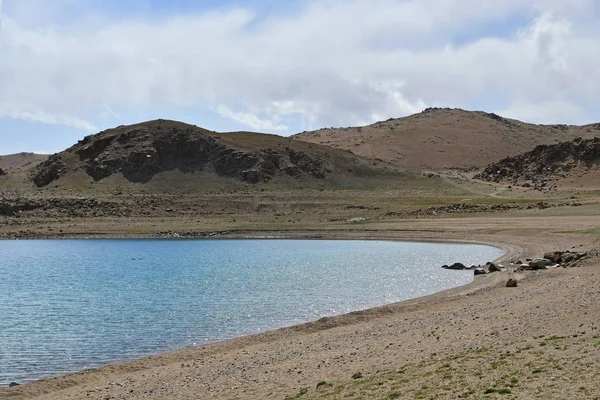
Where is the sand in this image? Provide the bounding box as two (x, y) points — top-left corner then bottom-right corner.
(1, 216), (600, 399)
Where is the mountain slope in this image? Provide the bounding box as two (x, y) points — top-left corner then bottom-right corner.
(293, 108), (600, 169)
(28, 119), (399, 190)
(0, 153), (48, 172)
(475, 137), (600, 190)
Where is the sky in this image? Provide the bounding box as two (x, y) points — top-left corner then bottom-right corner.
(0, 0), (599, 154)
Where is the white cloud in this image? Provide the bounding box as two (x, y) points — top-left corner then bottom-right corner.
(521, 13), (572, 72)
(495, 100), (582, 125)
(0, 106), (97, 131)
(215, 104), (288, 132)
(0, 0), (599, 135)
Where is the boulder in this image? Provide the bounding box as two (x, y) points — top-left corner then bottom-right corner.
(529, 258), (552, 269)
(0, 167), (4, 176)
(506, 279), (518, 287)
(544, 251), (563, 263)
(474, 268), (487, 276)
(488, 263), (502, 273)
(442, 262), (469, 270)
(8, 382), (19, 387)
(514, 263), (532, 271)
(588, 249), (600, 257)
(544, 251), (587, 266)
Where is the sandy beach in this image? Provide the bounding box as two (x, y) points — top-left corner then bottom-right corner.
(1, 214), (600, 400)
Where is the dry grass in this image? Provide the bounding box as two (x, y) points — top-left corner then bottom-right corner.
(0, 153), (47, 172)
(287, 332), (600, 400)
(294, 108), (599, 169)
(2, 167), (600, 239)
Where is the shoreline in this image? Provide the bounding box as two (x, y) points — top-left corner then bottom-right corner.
(1, 223), (598, 399)
(0, 234), (509, 387)
(0, 228), (513, 259)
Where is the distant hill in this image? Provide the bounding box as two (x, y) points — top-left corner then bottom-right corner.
(475, 137), (600, 190)
(0, 153), (48, 173)
(293, 108), (600, 169)
(28, 119), (399, 190)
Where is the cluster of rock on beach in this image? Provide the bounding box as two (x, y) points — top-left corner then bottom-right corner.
(442, 250), (597, 278)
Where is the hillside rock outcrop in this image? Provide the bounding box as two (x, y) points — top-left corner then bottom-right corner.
(32, 154), (68, 187)
(30, 120), (334, 187)
(475, 137), (600, 187)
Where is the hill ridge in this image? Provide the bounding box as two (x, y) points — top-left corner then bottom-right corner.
(28, 119), (396, 189)
(293, 108), (600, 169)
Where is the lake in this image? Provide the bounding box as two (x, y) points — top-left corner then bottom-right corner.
(0, 239), (503, 385)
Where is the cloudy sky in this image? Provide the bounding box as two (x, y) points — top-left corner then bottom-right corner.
(0, 0), (599, 154)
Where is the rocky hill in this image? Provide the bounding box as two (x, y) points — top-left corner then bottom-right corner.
(29, 119), (397, 189)
(293, 108), (600, 169)
(0, 153), (48, 173)
(475, 137), (600, 189)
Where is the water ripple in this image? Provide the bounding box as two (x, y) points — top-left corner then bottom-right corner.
(0, 239), (502, 385)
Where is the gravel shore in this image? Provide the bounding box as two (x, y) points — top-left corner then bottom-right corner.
(2, 219), (599, 400)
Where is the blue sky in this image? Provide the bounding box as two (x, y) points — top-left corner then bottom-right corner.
(1, 0), (599, 154)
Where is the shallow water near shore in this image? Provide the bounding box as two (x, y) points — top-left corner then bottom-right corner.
(0, 239), (502, 385)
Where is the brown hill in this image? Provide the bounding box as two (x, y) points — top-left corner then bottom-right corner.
(28, 119), (399, 190)
(0, 153), (48, 172)
(475, 137), (600, 190)
(293, 108), (600, 169)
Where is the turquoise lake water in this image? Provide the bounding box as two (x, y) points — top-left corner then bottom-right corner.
(0, 239), (503, 385)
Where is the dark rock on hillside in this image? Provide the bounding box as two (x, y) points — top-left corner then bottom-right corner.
(74, 128), (258, 183)
(409, 203), (515, 217)
(0, 167), (4, 176)
(287, 149), (329, 178)
(32, 154), (68, 187)
(30, 120), (334, 187)
(0, 198), (41, 216)
(475, 137), (600, 187)
(0, 197), (121, 217)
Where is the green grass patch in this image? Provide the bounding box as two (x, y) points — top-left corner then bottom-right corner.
(285, 388), (308, 399)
